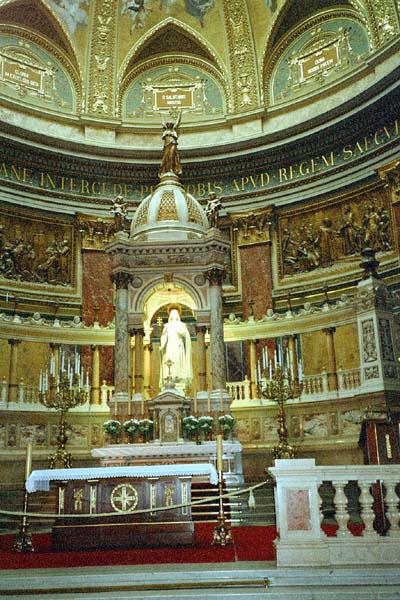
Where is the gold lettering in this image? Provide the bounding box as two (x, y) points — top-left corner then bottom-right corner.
(241, 176), (249, 190)
(22, 168), (30, 182)
(355, 141), (365, 154)
(260, 172), (270, 186)
(140, 185), (150, 197)
(101, 182), (108, 195)
(232, 179), (240, 192)
(59, 176), (66, 191)
(185, 184), (196, 195)
(342, 145), (353, 160)
(91, 181), (101, 194)
(299, 161), (310, 176)
(0, 163), (9, 177)
(197, 183), (206, 196)
(279, 168), (288, 182)
(383, 126), (391, 141)
(321, 152), (335, 167)
(81, 179), (90, 194)
(69, 178), (77, 192)
(113, 183), (123, 196)
(123, 184), (133, 197)
(10, 165), (22, 181)
(374, 130), (383, 146)
(40, 172), (57, 189)
(249, 175), (259, 188)
(394, 119), (399, 136)
(211, 181), (223, 194)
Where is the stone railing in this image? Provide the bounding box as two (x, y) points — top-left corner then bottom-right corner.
(226, 377), (251, 401)
(269, 459), (400, 567)
(0, 378), (109, 412)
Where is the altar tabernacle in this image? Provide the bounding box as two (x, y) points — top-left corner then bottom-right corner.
(26, 464), (218, 551)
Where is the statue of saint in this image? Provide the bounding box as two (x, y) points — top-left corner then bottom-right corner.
(159, 306), (192, 387)
(205, 191), (222, 228)
(110, 195), (128, 231)
(159, 112), (182, 177)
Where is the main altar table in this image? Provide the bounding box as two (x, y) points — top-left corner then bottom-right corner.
(26, 464), (218, 550)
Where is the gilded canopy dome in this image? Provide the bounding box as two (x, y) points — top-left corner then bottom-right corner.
(130, 173), (208, 241)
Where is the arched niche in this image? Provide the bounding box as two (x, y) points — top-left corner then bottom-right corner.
(263, 9), (370, 107)
(0, 1), (83, 113)
(117, 18), (230, 121)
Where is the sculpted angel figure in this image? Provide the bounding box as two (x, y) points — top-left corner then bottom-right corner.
(159, 111), (182, 177)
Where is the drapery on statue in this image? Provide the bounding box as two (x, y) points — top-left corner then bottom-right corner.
(159, 305), (192, 387)
(159, 111), (182, 177)
(110, 195), (128, 231)
(205, 191), (222, 228)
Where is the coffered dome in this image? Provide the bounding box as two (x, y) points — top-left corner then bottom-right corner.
(130, 173), (208, 242)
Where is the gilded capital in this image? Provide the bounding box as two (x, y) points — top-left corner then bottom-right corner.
(204, 267), (227, 286)
(111, 271), (132, 289)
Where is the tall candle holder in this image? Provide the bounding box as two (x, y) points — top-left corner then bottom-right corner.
(212, 434), (233, 546)
(261, 365), (302, 459)
(39, 371), (88, 468)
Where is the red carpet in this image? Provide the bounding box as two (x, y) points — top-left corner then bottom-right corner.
(0, 524), (366, 570)
(0, 524), (277, 569)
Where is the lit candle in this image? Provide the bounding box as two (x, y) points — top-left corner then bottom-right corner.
(85, 370), (89, 388)
(141, 396), (145, 416)
(207, 389), (211, 414)
(216, 434), (223, 472)
(269, 360), (272, 380)
(25, 442), (32, 481)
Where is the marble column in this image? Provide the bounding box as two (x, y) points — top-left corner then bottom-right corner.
(249, 339), (257, 399)
(133, 328), (144, 395)
(8, 339), (21, 404)
(111, 272), (131, 399)
(196, 326), (207, 392)
(205, 267), (227, 391)
(90, 345), (101, 405)
(288, 335), (299, 381)
(323, 327), (338, 391)
(143, 343), (153, 399)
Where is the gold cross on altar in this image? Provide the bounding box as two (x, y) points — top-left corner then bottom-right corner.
(110, 483), (138, 512)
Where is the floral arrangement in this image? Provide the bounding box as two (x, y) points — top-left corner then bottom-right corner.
(198, 415), (214, 433)
(218, 414), (235, 436)
(138, 418), (153, 434)
(103, 419), (122, 438)
(182, 415), (199, 437)
(123, 418), (140, 440)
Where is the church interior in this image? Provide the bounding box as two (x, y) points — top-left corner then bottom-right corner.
(0, 0), (400, 598)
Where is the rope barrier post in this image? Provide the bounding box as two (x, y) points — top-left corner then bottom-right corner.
(212, 434), (233, 546)
(13, 443), (34, 553)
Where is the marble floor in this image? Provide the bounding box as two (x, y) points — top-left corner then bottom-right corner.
(1, 562), (400, 599)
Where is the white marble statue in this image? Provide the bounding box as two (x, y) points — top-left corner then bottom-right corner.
(159, 307), (192, 388)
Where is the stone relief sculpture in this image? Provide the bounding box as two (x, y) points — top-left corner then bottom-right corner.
(280, 199), (392, 276)
(0, 216), (73, 286)
(159, 306), (193, 387)
(362, 319), (378, 363)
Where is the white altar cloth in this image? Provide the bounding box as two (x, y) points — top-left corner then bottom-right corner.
(26, 463), (218, 493)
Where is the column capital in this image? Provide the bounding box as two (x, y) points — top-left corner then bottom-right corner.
(111, 271), (132, 289)
(130, 328), (144, 337)
(322, 327), (336, 334)
(90, 344), (102, 351)
(204, 266), (227, 286)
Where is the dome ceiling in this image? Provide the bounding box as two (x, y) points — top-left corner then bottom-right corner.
(0, 0), (396, 140)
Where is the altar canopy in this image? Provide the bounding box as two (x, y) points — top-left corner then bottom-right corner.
(26, 464), (218, 493)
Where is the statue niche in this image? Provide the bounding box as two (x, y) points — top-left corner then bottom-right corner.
(159, 305), (193, 393)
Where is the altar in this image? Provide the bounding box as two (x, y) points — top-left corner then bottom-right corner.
(26, 464), (218, 550)
(92, 440), (244, 485)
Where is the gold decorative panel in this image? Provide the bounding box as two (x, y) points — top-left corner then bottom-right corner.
(277, 185), (393, 279)
(0, 206), (75, 288)
(157, 191), (179, 221)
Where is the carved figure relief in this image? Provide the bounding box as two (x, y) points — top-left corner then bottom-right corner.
(379, 318), (395, 362)
(362, 319), (378, 363)
(279, 193), (392, 276)
(0, 211), (74, 286)
(232, 210), (272, 246)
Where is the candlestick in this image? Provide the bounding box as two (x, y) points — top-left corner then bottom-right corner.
(24, 442), (32, 481)
(207, 388), (211, 413)
(141, 396), (145, 416)
(216, 433), (223, 472)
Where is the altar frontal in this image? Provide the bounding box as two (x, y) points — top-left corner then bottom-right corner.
(26, 464), (218, 550)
